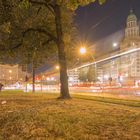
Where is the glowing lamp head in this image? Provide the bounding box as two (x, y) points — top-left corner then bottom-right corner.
(80, 47), (86, 55)
(47, 77), (50, 81)
(113, 43), (118, 47)
(56, 65), (60, 70)
(9, 70), (12, 73)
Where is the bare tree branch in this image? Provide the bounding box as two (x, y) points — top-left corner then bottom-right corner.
(21, 0), (55, 15)
(22, 28), (57, 43)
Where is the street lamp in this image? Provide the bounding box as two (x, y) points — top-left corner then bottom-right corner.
(79, 47), (87, 55)
(113, 42), (118, 48)
(55, 65), (60, 70)
(79, 46), (97, 83)
(47, 77), (50, 81)
(9, 70), (12, 73)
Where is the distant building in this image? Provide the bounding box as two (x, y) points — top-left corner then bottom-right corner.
(95, 10), (140, 85)
(71, 10), (140, 86)
(121, 9), (140, 50)
(35, 10), (140, 87)
(68, 69), (80, 85)
(0, 64), (27, 84)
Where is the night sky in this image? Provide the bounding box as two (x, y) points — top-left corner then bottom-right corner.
(75, 0), (140, 43)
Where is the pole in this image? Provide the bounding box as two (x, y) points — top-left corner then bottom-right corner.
(32, 47), (37, 93)
(91, 54), (97, 83)
(41, 73), (43, 92)
(32, 62), (35, 93)
(95, 62), (97, 83)
(25, 64), (28, 92)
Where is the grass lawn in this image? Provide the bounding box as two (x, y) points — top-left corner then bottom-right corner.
(0, 91), (140, 140)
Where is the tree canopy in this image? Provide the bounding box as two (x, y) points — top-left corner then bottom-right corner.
(0, 0), (106, 99)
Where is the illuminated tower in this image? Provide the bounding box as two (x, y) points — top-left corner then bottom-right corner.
(125, 9), (139, 38)
(121, 9), (140, 50)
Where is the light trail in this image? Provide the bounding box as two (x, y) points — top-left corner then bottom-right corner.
(72, 47), (140, 70)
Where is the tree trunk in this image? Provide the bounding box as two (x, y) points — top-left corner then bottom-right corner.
(54, 4), (71, 99)
(32, 62), (35, 93)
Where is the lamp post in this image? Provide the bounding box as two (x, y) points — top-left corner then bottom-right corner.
(79, 47), (97, 83)
(55, 65), (60, 87)
(40, 73), (45, 92)
(25, 64), (28, 92)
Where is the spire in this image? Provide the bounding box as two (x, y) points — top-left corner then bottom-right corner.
(127, 8), (137, 22)
(130, 9), (133, 14)
(130, 8), (133, 14)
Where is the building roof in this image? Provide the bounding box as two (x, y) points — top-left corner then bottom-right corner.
(127, 9), (137, 21)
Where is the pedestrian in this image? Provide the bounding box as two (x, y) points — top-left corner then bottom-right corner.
(0, 83), (4, 92)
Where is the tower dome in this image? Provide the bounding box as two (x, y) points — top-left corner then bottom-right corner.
(127, 9), (137, 22)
